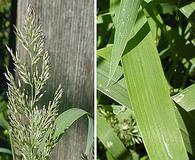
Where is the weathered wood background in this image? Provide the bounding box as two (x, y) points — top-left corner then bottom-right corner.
(16, 0), (94, 159)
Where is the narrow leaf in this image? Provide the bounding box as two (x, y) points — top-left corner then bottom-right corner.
(84, 116), (94, 156)
(175, 105), (195, 156)
(121, 14), (188, 159)
(97, 112), (130, 160)
(180, 2), (195, 18)
(97, 53), (130, 108)
(54, 108), (90, 138)
(0, 113), (9, 129)
(108, 0), (140, 85)
(39, 108), (93, 157)
(0, 148), (12, 155)
(172, 84), (195, 112)
(97, 10), (195, 153)
(97, 45), (195, 156)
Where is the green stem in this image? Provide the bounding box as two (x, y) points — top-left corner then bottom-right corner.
(30, 62), (35, 109)
(9, 131), (16, 160)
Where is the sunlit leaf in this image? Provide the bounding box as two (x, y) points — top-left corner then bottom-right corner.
(121, 13), (188, 159)
(108, 0), (141, 84)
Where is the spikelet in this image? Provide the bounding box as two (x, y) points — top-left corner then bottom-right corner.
(5, 6), (63, 160)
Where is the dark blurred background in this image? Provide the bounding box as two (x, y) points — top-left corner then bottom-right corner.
(0, 0), (16, 93)
(0, 0), (16, 159)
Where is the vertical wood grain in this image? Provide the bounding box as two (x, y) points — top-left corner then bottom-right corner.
(16, 0), (94, 159)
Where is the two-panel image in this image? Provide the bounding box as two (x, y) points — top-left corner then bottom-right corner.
(0, 0), (194, 160)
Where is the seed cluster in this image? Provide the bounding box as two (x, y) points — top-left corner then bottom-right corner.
(5, 6), (63, 160)
(98, 106), (142, 148)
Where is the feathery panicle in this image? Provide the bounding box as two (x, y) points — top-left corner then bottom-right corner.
(5, 6), (63, 160)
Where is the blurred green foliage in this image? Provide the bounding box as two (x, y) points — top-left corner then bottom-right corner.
(0, 0), (11, 93)
(0, 0), (12, 159)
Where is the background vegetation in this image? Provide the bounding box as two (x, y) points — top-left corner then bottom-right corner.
(97, 0), (195, 159)
(0, 0), (12, 159)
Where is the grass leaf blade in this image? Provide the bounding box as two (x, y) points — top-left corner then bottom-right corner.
(54, 108), (89, 138)
(97, 112), (130, 160)
(172, 84), (195, 112)
(121, 15), (188, 159)
(108, 0), (141, 85)
(84, 116), (94, 156)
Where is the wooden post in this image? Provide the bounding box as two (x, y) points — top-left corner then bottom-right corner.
(16, 0), (94, 159)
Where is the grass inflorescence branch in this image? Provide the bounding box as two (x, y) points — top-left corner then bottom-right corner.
(5, 6), (63, 160)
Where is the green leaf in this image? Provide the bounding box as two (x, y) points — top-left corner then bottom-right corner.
(172, 84), (195, 112)
(97, 12), (114, 25)
(180, 2), (195, 18)
(97, 53), (131, 108)
(106, 150), (115, 160)
(108, 0), (141, 84)
(0, 113), (9, 129)
(84, 116), (94, 156)
(175, 105), (195, 156)
(0, 148), (12, 155)
(40, 108), (93, 157)
(110, 0), (121, 11)
(111, 105), (132, 119)
(54, 108), (94, 157)
(121, 13), (188, 159)
(97, 45), (195, 156)
(149, 0), (178, 4)
(97, 112), (130, 160)
(97, 46), (112, 60)
(54, 108), (90, 138)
